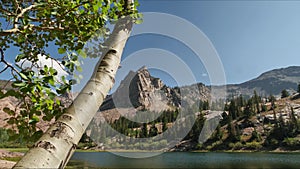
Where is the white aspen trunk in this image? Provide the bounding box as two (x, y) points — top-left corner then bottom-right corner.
(13, 13), (133, 169)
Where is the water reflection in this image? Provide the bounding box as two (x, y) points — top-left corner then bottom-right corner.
(68, 152), (300, 169)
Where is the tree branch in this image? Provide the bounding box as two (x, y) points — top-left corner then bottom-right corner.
(0, 66), (9, 74)
(12, 0), (19, 11)
(33, 26), (65, 31)
(0, 4), (40, 36)
(0, 47), (21, 79)
(0, 28), (21, 36)
(59, 1), (90, 18)
(0, 6), (14, 16)
(13, 4), (39, 28)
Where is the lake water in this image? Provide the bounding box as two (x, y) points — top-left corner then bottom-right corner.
(68, 152), (300, 168)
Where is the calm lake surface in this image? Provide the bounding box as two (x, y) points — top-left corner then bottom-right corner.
(68, 152), (300, 168)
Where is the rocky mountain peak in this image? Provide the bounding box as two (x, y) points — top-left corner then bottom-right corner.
(100, 66), (172, 112)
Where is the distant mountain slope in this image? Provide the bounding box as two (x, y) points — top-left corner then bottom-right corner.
(0, 80), (13, 90)
(226, 66), (300, 96)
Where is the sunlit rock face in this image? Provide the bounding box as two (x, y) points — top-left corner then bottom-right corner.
(101, 66), (179, 112)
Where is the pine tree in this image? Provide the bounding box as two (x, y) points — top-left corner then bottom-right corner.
(135, 130), (139, 138)
(203, 101), (210, 110)
(270, 95), (276, 110)
(235, 125), (241, 141)
(244, 102), (252, 119)
(140, 123), (148, 138)
(162, 116), (168, 132)
(253, 90), (260, 114)
(237, 95), (245, 107)
(281, 89), (289, 98)
(229, 99), (237, 119)
(273, 109), (278, 128)
(251, 129), (261, 142)
(278, 112), (287, 139)
(290, 107), (299, 133)
(149, 123), (158, 137)
(215, 124), (223, 140)
(190, 113), (206, 141)
(227, 116), (235, 140)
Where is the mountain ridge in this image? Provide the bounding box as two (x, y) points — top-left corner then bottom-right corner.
(224, 66), (300, 97)
(97, 66), (300, 124)
(1, 66), (300, 127)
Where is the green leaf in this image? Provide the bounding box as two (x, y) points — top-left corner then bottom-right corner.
(3, 107), (15, 115)
(30, 131), (43, 142)
(56, 99), (61, 106)
(0, 0), (140, 142)
(7, 117), (15, 125)
(49, 78), (55, 86)
(93, 4), (99, 12)
(3, 90), (21, 98)
(12, 81), (27, 87)
(31, 96), (37, 103)
(15, 54), (25, 62)
(51, 11), (57, 15)
(60, 75), (66, 83)
(3, 107), (10, 113)
(29, 116), (40, 124)
(20, 110), (28, 116)
(8, 133), (19, 141)
(58, 47), (66, 54)
(76, 66), (82, 72)
(135, 19), (143, 24)
(43, 76), (55, 86)
(77, 49), (87, 58)
(49, 68), (58, 76)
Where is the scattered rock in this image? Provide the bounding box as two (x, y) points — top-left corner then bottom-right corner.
(242, 127), (255, 136)
(0, 149), (24, 169)
(0, 159), (16, 169)
(0, 149), (24, 158)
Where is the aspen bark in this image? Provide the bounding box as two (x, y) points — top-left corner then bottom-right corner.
(14, 11), (133, 169)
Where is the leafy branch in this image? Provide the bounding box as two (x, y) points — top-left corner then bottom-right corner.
(0, 0), (141, 143)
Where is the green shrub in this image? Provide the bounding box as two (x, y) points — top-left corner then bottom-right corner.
(229, 142), (243, 150)
(196, 143), (203, 149)
(77, 142), (97, 149)
(228, 143), (234, 149)
(270, 138), (279, 146)
(208, 141), (223, 150)
(283, 138), (300, 147)
(206, 145), (213, 150)
(245, 141), (262, 150)
(261, 105), (267, 112)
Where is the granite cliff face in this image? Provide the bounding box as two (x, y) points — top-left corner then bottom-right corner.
(96, 66), (211, 123)
(101, 67), (181, 112)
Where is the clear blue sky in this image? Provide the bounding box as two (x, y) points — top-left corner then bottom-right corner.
(1, 1), (300, 90)
(120, 0), (300, 86)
